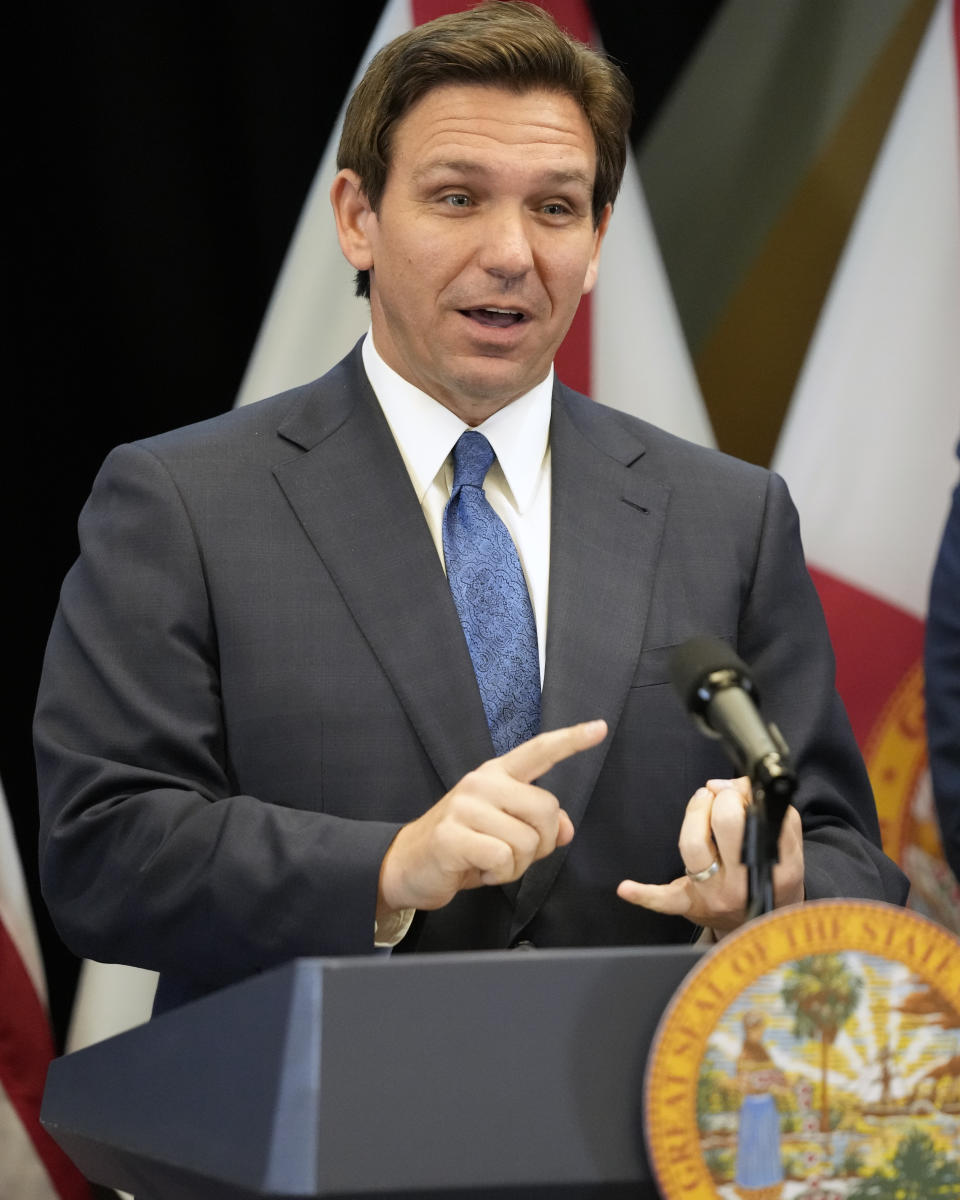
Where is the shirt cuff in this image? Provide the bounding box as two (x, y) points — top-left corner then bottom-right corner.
(374, 908), (416, 948)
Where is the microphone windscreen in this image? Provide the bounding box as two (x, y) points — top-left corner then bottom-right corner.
(668, 636), (751, 712)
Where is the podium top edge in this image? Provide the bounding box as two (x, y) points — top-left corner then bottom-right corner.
(297, 942), (706, 972)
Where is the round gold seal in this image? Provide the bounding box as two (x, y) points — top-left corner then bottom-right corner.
(644, 900), (960, 1199)
(862, 659), (960, 934)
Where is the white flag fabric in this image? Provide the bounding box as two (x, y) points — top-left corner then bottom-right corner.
(772, 0), (960, 930)
(235, 0), (714, 449)
(235, 0), (410, 409)
(0, 779), (92, 1199)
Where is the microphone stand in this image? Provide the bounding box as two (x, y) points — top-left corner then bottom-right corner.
(743, 749), (796, 920)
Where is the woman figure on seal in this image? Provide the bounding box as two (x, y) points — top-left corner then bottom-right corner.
(733, 1011), (788, 1200)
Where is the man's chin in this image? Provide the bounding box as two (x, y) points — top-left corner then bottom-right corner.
(442, 358), (548, 412)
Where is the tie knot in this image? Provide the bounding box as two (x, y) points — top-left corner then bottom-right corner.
(451, 431), (495, 493)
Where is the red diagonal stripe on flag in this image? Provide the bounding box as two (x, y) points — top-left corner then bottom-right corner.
(412, 0), (590, 38)
(808, 568), (924, 748)
(409, 0), (594, 395)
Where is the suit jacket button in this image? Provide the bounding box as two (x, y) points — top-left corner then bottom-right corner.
(510, 939), (536, 951)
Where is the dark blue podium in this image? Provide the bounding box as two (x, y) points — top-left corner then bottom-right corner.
(42, 946), (701, 1199)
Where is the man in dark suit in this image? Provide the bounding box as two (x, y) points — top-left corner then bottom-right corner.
(35, 2), (906, 1014)
(926, 450), (960, 882)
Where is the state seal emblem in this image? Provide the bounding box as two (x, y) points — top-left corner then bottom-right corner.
(644, 900), (960, 1199)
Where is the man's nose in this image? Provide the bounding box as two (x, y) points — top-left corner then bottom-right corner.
(478, 208), (534, 285)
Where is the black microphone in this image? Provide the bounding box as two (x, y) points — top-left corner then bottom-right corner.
(669, 636), (794, 796)
(669, 636), (796, 914)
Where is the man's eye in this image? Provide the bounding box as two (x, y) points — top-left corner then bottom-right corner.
(443, 194), (471, 208)
(543, 203), (571, 217)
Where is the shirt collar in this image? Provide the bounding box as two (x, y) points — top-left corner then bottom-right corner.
(362, 331), (552, 512)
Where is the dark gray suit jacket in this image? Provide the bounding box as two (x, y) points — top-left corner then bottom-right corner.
(35, 345), (907, 1011)
(926, 446), (960, 881)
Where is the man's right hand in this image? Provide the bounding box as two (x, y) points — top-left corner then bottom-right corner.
(377, 719), (608, 917)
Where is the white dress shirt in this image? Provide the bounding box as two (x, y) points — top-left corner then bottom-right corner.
(361, 332), (552, 682)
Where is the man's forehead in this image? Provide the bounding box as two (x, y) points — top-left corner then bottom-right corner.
(390, 83), (597, 159)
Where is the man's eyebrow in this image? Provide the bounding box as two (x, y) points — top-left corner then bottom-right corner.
(410, 159), (480, 182)
(411, 160), (593, 190)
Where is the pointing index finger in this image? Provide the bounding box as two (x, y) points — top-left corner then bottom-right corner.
(499, 720), (608, 783)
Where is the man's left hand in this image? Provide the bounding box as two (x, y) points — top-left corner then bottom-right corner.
(616, 777), (804, 934)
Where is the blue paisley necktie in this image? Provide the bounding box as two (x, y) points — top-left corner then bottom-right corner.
(442, 431), (541, 755)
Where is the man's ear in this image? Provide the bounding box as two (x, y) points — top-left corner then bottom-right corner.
(581, 203), (612, 297)
(330, 169), (375, 270)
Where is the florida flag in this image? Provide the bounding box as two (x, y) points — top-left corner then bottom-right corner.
(772, 0), (960, 931)
(235, 0), (714, 449)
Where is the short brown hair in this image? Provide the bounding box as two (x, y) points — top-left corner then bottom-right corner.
(338, 1), (633, 298)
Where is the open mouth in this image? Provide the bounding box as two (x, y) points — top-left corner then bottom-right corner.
(460, 307), (527, 328)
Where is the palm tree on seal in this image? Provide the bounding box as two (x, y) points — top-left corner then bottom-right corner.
(781, 954), (862, 1135)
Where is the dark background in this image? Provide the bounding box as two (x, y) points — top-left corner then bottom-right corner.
(8, 2), (722, 1043)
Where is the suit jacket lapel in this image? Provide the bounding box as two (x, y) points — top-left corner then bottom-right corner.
(510, 384), (670, 937)
(269, 351), (670, 937)
(272, 348), (494, 793)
